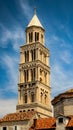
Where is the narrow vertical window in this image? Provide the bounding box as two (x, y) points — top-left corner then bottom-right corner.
(45, 94), (47, 104)
(29, 32), (33, 42)
(35, 32), (39, 41)
(40, 69), (42, 75)
(41, 34), (43, 43)
(31, 92), (35, 102)
(37, 33), (39, 41)
(33, 68), (36, 81)
(24, 70), (27, 82)
(15, 126), (17, 130)
(29, 33), (31, 42)
(31, 50), (33, 61)
(31, 69), (33, 81)
(27, 70), (29, 81)
(34, 49), (36, 60)
(25, 51), (27, 62)
(27, 51), (29, 61)
(35, 32), (37, 41)
(40, 51), (42, 61)
(24, 93), (27, 103)
(41, 92), (43, 103)
(31, 32), (33, 42)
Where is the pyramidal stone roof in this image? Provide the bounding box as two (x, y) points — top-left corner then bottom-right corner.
(27, 13), (44, 29)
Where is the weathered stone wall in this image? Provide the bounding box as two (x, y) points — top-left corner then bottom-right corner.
(63, 98), (73, 116)
(53, 100), (64, 117)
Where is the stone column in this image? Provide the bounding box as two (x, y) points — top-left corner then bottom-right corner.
(36, 48), (38, 60)
(18, 90), (21, 105)
(33, 31), (35, 42)
(36, 67), (38, 81)
(19, 88), (24, 104)
(46, 55), (49, 66)
(39, 32), (41, 43)
(26, 32), (29, 44)
(38, 67), (40, 81)
(38, 49), (40, 61)
(20, 52), (25, 64)
(20, 70), (24, 83)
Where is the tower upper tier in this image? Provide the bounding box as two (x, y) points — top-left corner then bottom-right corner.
(25, 13), (45, 45)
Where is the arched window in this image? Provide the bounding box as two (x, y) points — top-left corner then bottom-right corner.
(31, 109), (34, 111)
(35, 32), (39, 41)
(31, 92), (35, 102)
(23, 110), (26, 112)
(45, 72), (47, 83)
(31, 49), (36, 61)
(45, 94), (47, 104)
(40, 51), (42, 61)
(31, 69), (33, 81)
(27, 51), (29, 61)
(15, 126), (17, 130)
(33, 49), (36, 60)
(41, 34), (43, 43)
(41, 92), (43, 103)
(33, 68), (36, 81)
(25, 51), (27, 62)
(29, 32), (33, 42)
(24, 70), (27, 82)
(24, 70), (29, 82)
(31, 68), (36, 81)
(20, 111), (22, 112)
(27, 70), (29, 81)
(24, 93), (27, 103)
(31, 50), (33, 61)
(40, 77), (42, 82)
(40, 69), (42, 75)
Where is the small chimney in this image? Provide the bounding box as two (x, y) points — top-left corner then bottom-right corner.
(34, 119), (37, 130)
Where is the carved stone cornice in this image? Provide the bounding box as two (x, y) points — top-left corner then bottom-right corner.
(19, 60), (50, 72)
(20, 42), (50, 56)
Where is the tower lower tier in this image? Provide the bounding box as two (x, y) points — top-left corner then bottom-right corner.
(16, 102), (52, 118)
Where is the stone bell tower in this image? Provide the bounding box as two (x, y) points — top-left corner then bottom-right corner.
(16, 12), (52, 117)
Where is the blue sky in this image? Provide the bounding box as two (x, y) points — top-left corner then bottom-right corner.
(0, 0), (73, 116)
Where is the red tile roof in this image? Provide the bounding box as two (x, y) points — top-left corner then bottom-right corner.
(67, 116), (73, 127)
(36, 118), (56, 129)
(30, 118), (56, 130)
(0, 111), (36, 122)
(1, 111), (73, 129)
(30, 116), (73, 129)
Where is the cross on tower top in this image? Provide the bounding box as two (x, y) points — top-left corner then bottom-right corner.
(34, 6), (37, 14)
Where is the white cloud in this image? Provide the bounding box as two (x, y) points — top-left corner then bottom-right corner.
(0, 23), (25, 51)
(19, 0), (33, 21)
(60, 50), (72, 64)
(51, 62), (73, 98)
(0, 99), (17, 117)
(0, 54), (18, 94)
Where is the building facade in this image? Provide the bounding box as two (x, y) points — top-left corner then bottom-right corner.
(16, 12), (52, 117)
(52, 89), (73, 117)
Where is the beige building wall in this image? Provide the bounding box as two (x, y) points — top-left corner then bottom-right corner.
(0, 120), (32, 130)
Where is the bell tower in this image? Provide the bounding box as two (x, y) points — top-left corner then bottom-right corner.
(16, 12), (52, 117)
